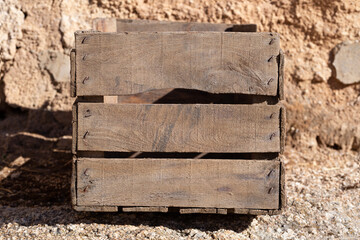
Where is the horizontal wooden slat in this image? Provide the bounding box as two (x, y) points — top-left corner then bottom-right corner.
(116, 19), (257, 32)
(75, 31), (280, 96)
(76, 158), (280, 209)
(77, 103), (280, 153)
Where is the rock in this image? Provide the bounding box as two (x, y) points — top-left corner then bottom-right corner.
(0, 0), (24, 61)
(3, 48), (56, 109)
(0, 0), (24, 76)
(59, 0), (91, 48)
(39, 51), (70, 83)
(333, 41), (360, 84)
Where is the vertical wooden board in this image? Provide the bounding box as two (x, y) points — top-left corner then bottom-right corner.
(70, 49), (76, 97)
(278, 49), (285, 100)
(71, 157), (77, 207)
(76, 158), (280, 209)
(75, 32), (280, 96)
(72, 103), (77, 154)
(280, 107), (286, 154)
(280, 160), (286, 209)
(77, 103), (281, 153)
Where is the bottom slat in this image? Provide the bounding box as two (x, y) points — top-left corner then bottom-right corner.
(76, 158), (280, 210)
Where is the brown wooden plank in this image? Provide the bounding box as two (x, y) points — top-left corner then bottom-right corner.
(122, 207), (168, 213)
(72, 104), (77, 154)
(280, 160), (286, 210)
(75, 31), (280, 96)
(180, 208), (217, 214)
(71, 158), (77, 207)
(70, 49), (76, 97)
(74, 205), (118, 212)
(77, 103), (281, 153)
(76, 158), (280, 209)
(278, 49), (285, 100)
(280, 106), (286, 154)
(116, 19), (256, 32)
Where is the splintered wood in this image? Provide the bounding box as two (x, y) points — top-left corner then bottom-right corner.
(71, 19), (285, 214)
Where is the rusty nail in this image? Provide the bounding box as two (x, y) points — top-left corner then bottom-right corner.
(267, 78), (274, 85)
(82, 76), (89, 84)
(269, 38), (276, 45)
(82, 186), (88, 193)
(269, 132), (276, 140)
(82, 54), (87, 61)
(269, 113), (275, 119)
(81, 37), (88, 44)
(83, 131), (89, 139)
(268, 55), (274, 62)
(267, 169), (274, 177)
(268, 187), (273, 194)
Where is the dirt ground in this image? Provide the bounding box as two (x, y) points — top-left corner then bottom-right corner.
(0, 0), (360, 239)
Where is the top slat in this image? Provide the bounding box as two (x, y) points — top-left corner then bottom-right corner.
(116, 19), (257, 32)
(75, 31), (280, 96)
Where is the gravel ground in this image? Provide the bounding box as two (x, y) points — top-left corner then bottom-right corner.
(0, 112), (360, 239)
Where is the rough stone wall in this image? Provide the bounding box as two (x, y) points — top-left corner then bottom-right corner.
(1, 0), (360, 152)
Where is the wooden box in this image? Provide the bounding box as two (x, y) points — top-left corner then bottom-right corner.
(70, 19), (285, 214)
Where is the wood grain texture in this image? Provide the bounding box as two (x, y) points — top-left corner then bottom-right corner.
(278, 49), (285, 100)
(72, 104), (77, 154)
(280, 106), (286, 154)
(70, 49), (76, 97)
(74, 205), (118, 212)
(75, 32), (280, 96)
(77, 103), (281, 153)
(180, 208), (217, 214)
(280, 159), (286, 210)
(71, 158), (77, 207)
(122, 207), (168, 213)
(116, 19), (257, 32)
(76, 158), (280, 209)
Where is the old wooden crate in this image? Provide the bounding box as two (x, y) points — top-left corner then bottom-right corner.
(70, 19), (285, 214)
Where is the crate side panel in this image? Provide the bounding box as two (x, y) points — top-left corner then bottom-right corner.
(77, 103), (281, 153)
(75, 32), (280, 96)
(76, 158), (280, 209)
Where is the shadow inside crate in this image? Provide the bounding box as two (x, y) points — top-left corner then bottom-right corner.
(0, 105), (255, 232)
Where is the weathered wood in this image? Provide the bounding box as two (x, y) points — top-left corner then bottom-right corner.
(280, 159), (286, 210)
(71, 158), (77, 207)
(93, 18), (119, 104)
(70, 49), (76, 97)
(180, 208), (217, 214)
(76, 158), (280, 209)
(77, 103), (281, 153)
(72, 104), (77, 154)
(122, 207), (168, 213)
(280, 106), (286, 154)
(116, 19), (257, 32)
(74, 205), (118, 212)
(75, 31), (280, 96)
(93, 18), (117, 32)
(278, 49), (285, 100)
